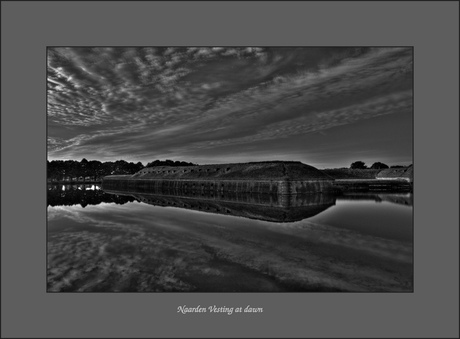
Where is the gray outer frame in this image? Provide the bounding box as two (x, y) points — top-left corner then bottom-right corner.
(1, 1), (458, 338)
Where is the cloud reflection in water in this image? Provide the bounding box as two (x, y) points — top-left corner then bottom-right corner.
(47, 191), (413, 292)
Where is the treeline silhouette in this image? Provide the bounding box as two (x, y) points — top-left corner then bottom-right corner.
(47, 184), (138, 207)
(349, 161), (411, 169)
(47, 158), (197, 182)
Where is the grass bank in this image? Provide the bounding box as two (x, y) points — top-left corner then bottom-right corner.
(322, 168), (382, 179)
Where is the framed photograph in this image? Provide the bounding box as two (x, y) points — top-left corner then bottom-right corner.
(2, 1), (459, 338)
(46, 46), (414, 294)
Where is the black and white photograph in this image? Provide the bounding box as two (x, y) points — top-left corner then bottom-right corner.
(47, 46), (414, 293)
(3, 1), (459, 338)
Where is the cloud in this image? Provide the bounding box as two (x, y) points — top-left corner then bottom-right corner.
(48, 201), (412, 291)
(47, 47), (412, 166)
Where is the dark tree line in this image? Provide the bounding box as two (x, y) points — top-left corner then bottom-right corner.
(47, 158), (197, 182)
(47, 159), (144, 182)
(350, 161), (409, 169)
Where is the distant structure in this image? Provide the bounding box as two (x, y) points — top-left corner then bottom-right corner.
(376, 165), (413, 182)
(102, 161), (335, 195)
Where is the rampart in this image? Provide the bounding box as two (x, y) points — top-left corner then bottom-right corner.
(102, 161), (335, 195)
(376, 165), (413, 182)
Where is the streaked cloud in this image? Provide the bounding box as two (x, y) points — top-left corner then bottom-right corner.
(48, 47), (412, 167)
(48, 202), (412, 291)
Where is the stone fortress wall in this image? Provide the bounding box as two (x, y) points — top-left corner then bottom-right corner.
(102, 161), (335, 195)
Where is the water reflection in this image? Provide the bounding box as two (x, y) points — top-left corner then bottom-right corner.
(338, 192), (413, 206)
(103, 188), (336, 223)
(48, 185), (412, 220)
(47, 185), (413, 292)
(47, 184), (137, 207)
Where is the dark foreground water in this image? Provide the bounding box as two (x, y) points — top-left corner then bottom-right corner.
(47, 184), (413, 292)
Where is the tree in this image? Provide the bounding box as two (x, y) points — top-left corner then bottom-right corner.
(370, 162), (389, 169)
(80, 158), (89, 180)
(350, 161), (367, 169)
(88, 160), (102, 181)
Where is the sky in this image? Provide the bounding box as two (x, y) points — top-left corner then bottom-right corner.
(47, 47), (413, 168)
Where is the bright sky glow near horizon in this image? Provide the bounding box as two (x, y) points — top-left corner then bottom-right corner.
(47, 47), (413, 168)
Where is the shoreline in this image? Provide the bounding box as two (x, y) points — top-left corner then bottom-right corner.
(48, 181), (102, 185)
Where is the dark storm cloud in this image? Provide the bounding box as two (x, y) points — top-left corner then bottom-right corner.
(48, 47), (412, 166)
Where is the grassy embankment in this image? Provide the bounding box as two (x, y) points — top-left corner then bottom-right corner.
(321, 169), (382, 179)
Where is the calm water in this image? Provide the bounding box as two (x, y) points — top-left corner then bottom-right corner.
(47, 184), (413, 292)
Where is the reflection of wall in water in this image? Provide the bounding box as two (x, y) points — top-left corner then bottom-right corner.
(338, 193), (413, 206)
(104, 188), (336, 223)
